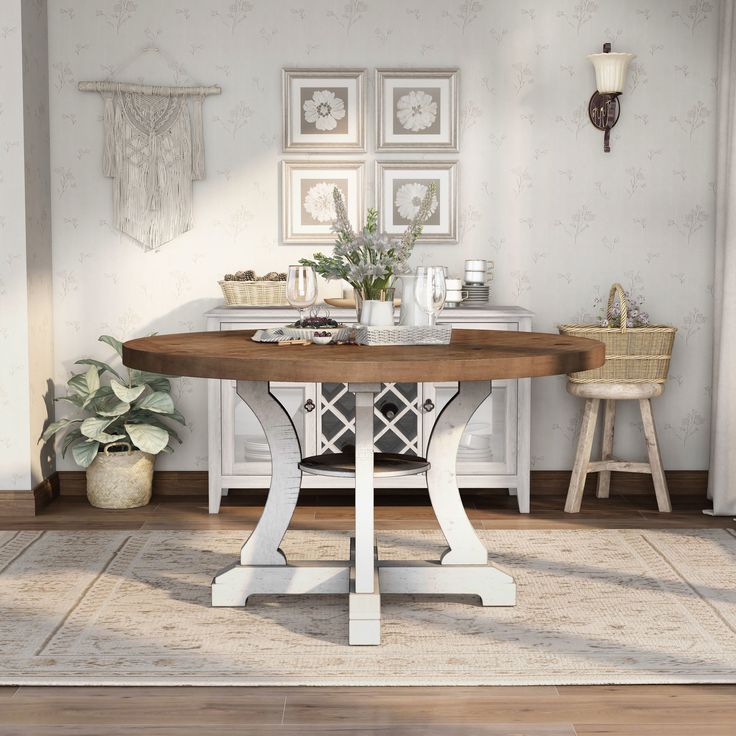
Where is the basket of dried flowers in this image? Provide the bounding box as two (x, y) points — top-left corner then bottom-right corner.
(559, 282), (676, 383)
(219, 270), (289, 306)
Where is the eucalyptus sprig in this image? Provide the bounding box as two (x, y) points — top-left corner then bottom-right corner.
(40, 335), (185, 468)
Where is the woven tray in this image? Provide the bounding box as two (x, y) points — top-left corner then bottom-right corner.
(219, 280), (289, 306)
(559, 283), (676, 384)
(355, 324), (452, 346)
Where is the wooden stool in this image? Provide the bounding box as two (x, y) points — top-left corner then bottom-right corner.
(564, 382), (671, 513)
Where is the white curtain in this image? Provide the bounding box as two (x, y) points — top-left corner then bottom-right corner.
(708, 0), (736, 514)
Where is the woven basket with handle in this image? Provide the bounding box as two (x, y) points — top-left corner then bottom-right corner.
(559, 282), (676, 384)
(219, 280), (289, 306)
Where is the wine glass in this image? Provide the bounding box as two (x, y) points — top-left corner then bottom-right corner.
(414, 266), (446, 326)
(286, 265), (318, 326)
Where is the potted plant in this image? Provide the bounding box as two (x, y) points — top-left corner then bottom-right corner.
(41, 335), (185, 509)
(299, 184), (436, 321)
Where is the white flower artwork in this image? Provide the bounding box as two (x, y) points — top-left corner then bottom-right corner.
(376, 160), (457, 242)
(303, 181), (338, 222)
(376, 69), (458, 152)
(283, 69), (366, 151)
(395, 182), (439, 219)
(303, 90), (346, 131)
(396, 90), (438, 132)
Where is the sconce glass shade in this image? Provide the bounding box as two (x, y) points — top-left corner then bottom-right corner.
(587, 52), (636, 93)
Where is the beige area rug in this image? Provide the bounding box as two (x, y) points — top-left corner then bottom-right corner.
(1, 528), (736, 686)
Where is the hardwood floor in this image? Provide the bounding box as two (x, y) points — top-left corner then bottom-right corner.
(1, 489), (735, 735)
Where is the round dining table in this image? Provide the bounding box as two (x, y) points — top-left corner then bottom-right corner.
(123, 328), (604, 645)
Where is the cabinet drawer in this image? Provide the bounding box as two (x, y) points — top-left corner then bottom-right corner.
(450, 321), (518, 331)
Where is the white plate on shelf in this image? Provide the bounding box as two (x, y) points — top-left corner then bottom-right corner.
(457, 448), (493, 458)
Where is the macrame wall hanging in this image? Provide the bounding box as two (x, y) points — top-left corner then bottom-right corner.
(78, 47), (221, 250)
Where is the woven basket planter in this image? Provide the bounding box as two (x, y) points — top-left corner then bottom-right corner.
(559, 283), (676, 384)
(219, 280), (289, 306)
(85, 443), (154, 509)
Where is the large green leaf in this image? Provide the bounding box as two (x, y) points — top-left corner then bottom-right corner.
(110, 379), (145, 403)
(68, 365), (100, 398)
(139, 415), (181, 444)
(95, 397), (131, 417)
(98, 335), (123, 356)
(40, 417), (81, 442)
(55, 394), (85, 408)
(75, 358), (123, 381)
(72, 440), (100, 468)
(135, 391), (174, 414)
(61, 429), (83, 458)
(125, 423), (169, 454)
(83, 385), (114, 410)
(129, 369), (172, 392)
(80, 416), (126, 444)
(167, 409), (186, 425)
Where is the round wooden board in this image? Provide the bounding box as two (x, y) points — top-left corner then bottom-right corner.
(123, 329), (605, 384)
(324, 297), (401, 309)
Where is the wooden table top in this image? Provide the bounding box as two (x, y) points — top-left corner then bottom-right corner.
(122, 329), (604, 383)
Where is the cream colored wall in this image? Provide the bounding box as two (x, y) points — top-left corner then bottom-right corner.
(23, 0), (55, 486)
(44, 0), (718, 472)
(0, 0), (32, 490)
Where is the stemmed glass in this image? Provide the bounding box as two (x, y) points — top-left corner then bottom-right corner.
(414, 266), (447, 326)
(286, 265), (318, 326)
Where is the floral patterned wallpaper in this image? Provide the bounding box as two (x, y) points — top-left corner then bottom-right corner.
(44, 0), (718, 473)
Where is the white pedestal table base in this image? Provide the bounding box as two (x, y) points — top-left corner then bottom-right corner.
(211, 380), (517, 645)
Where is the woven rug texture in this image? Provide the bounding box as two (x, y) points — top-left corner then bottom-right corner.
(1, 528), (735, 685)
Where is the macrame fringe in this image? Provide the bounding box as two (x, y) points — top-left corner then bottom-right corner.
(102, 92), (116, 177)
(191, 95), (205, 180)
(102, 89), (202, 249)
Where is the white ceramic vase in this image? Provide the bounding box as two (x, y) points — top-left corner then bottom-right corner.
(360, 300), (394, 326)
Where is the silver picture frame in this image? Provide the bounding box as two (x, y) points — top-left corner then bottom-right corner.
(375, 160), (458, 243)
(376, 69), (459, 152)
(281, 160), (365, 244)
(283, 68), (367, 152)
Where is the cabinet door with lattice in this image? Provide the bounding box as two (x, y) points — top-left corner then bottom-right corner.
(317, 382), (425, 456)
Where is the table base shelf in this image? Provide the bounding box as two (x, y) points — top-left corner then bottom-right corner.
(300, 452), (430, 478)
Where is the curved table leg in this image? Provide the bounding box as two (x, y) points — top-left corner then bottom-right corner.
(237, 380), (302, 566)
(426, 381), (491, 565)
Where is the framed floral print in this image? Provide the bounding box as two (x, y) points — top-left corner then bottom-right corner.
(282, 160), (365, 243)
(376, 69), (459, 152)
(283, 69), (366, 152)
(376, 161), (458, 243)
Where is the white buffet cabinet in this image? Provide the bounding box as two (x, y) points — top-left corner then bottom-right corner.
(206, 305), (534, 513)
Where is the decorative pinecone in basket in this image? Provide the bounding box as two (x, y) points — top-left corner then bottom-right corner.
(223, 270), (287, 282)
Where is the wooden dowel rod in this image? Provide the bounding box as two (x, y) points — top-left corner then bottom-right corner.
(587, 460), (652, 474)
(77, 81), (221, 96)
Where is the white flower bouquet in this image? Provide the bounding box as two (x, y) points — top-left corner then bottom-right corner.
(299, 184), (436, 301)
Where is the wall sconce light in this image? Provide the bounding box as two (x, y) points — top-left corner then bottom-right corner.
(587, 43), (635, 153)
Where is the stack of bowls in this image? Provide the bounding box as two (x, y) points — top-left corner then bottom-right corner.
(463, 259), (493, 305)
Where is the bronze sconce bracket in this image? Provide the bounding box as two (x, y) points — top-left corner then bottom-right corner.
(588, 91), (621, 153)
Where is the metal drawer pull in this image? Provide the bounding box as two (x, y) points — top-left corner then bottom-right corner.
(422, 399), (435, 412)
(304, 399), (316, 413)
